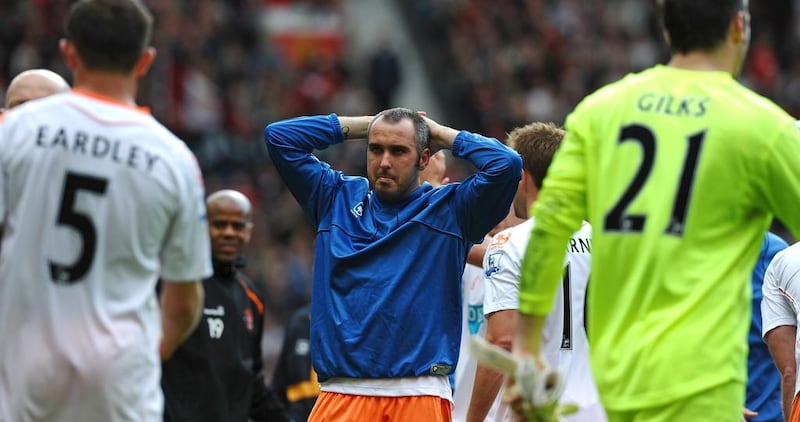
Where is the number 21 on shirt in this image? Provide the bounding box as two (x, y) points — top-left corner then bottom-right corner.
(603, 124), (705, 236)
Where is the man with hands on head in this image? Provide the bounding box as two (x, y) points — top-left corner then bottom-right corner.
(265, 108), (521, 422)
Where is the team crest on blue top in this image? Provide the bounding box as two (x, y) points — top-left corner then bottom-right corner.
(350, 201), (363, 217)
(485, 251), (503, 277)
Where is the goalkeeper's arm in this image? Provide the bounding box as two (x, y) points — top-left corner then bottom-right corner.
(513, 312), (546, 359)
(506, 313), (559, 422)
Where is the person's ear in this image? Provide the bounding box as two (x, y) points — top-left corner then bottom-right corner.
(59, 38), (78, 71)
(519, 169), (530, 191)
(242, 222), (253, 243)
(731, 10), (750, 45)
(522, 169), (540, 193)
(418, 148), (431, 170)
(133, 47), (157, 78)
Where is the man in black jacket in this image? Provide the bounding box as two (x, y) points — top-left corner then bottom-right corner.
(161, 189), (290, 421)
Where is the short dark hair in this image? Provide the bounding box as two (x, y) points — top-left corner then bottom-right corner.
(506, 122), (563, 189)
(369, 107), (430, 157)
(658, 0), (745, 54)
(65, 0), (153, 73)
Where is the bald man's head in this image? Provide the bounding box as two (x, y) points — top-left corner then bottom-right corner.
(5, 69), (70, 109)
(206, 190), (253, 217)
(206, 190), (253, 263)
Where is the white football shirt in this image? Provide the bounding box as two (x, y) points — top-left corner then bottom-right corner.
(0, 90), (212, 422)
(453, 263), (510, 422)
(761, 242), (800, 396)
(483, 219), (606, 422)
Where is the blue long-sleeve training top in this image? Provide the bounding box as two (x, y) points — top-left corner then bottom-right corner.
(264, 114), (521, 381)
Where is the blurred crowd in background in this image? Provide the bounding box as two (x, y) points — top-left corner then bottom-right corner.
(2, 0), (799, 376)
(405, 0), (800, 140)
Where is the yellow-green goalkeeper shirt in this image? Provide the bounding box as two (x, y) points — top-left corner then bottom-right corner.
(519, 65), (800, 410)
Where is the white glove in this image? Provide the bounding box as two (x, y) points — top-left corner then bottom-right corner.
(469, 337), (577, 421)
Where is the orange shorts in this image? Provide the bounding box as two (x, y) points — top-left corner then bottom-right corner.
(791, 393), (800, 422)
(308, 391), (452, 422)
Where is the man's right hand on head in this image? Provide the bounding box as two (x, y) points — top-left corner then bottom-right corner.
(421, 115), (459, 152)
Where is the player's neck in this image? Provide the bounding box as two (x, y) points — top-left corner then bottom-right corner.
(667, 50), (735, 76)
(521, 199), (534, 219)
(72, 71), (140, 107)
